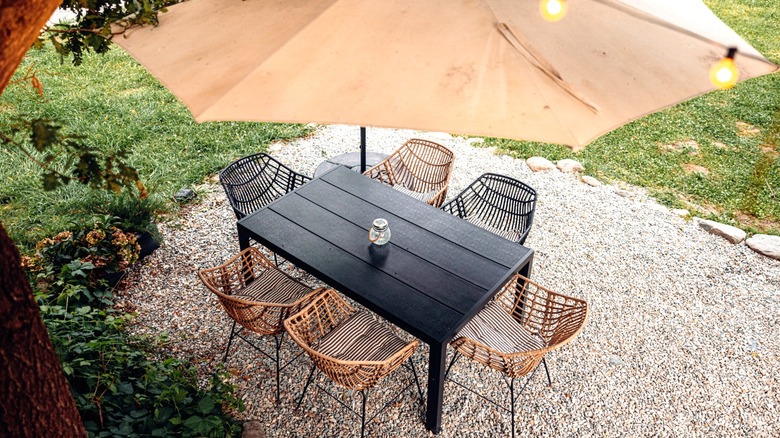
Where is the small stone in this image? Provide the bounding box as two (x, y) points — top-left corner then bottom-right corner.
(466, 137), (485, 145)
(608, 355), (625, 366)
(526, 156), (556, 172)
(174, 188), (196, 203)
(745, 234), (780, 260)
(615, 189), (632, 198)
(581, 175), (602, 187)
(694, 218), (746, 244)
(672, 209), (690, 217)
(557, 159), (585, 173)
(242, 420), (267, 438)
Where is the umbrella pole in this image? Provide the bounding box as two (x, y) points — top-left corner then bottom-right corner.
(360, 126), (367, 173)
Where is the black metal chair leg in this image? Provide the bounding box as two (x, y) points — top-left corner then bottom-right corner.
(223, 320), (238, 362)
(296, 365), (317, 409)
(510, 378), (516, 438)
(274, 334), (282, 405)
(360, 390), (367, 438)
(542, 358), (551, 386)
(407, 357), (424, 402)
(444, 351), (461, 379)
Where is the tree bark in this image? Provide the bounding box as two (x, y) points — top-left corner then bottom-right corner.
(0, 222), (86, 436)
(0, 0), (61, 92)
(1, 2), (87, 433)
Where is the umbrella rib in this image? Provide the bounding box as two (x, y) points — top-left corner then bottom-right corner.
(593, 0), (775, 65)
(496, 22), (600, 114)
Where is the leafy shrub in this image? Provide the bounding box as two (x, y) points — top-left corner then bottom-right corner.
(94, 193), (166, 243)
(23, 216), (140, 295)
(40, 299), (243, 437)
(28, 222), (244, 437)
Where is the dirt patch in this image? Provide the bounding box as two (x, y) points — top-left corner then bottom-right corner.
(712, 141), (738, 152)
(736, 121), (761, 137)
(759, 144), (779, 158)
(734, 211), (780, 234)
(682, 163), (710, 175)
(677, 194), (721, 216)
(660, 140), (700, 155)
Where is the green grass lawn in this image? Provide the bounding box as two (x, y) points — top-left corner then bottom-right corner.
(0, 46), (313, 250)
(1, 0), (778, 251)
(484, 0), (780, 235)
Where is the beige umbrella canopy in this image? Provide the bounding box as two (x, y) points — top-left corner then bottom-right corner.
(115, 0), (776, 150)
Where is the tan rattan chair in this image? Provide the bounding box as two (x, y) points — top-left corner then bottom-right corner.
(284, 289), (422, 437)
(363, 138), (455, 207)
(447, 274), (588, 438)
(197, 247), (323, 403)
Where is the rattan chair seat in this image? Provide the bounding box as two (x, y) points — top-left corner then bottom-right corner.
(314, 310), (410, 363)
(464, 215), (521, 242)
(233, 268), (313, 305)
(456, 302), (545, 354)
(198, 247), (323, 404)
(451, 275), (588, 379)
(285, 289), (421, 437)
(392, 185), (439, 204)
(447, 274), (588, 437)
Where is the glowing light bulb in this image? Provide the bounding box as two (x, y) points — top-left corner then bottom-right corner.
(540, 0), (567, 22)
(710, 48), (739, 90)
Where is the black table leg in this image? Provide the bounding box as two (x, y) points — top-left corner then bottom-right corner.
(425, 342), (447, 434)
(238, 226), (250, 251)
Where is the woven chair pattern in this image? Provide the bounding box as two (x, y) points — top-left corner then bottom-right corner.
(198, 247), (321, 336)
(451, 274), (588, 379)
(441, 173), (537, 245)
(363, 138), (455, 207)
(220, 152), (311, 219)
(284, 289), (418, 391)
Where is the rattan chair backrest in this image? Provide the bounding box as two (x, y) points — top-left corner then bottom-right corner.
(219, 152), (311, 219)
(284, 289), (418, 391)
(442, 173), (537, 244)
(198, 247), (320, 336)
(364, 139), (454, 207)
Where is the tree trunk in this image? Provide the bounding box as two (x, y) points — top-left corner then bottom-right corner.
(0, 0), (61, 92)
(0, 222), (85, 437)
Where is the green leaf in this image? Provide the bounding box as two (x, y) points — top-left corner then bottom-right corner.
(197, 396), (215, 414)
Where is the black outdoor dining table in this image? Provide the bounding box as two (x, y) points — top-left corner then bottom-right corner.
(237, 165), (534, 434)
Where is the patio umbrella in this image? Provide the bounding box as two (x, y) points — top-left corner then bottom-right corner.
(114, 0), (776, 154)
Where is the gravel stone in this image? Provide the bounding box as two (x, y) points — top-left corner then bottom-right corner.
(121, 124), (780, 437)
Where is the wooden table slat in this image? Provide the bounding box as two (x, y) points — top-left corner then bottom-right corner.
(318, 169), (529, 268)
(239, 209), (464, 344)
(295, 182), (511, 290)
(268, 194), (491, 315)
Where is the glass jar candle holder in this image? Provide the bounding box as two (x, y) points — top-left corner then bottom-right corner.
(368, 218), (391, 245)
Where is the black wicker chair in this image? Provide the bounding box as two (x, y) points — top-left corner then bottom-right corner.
(441, 173), (537, 245)
(219, 153), (311, 220)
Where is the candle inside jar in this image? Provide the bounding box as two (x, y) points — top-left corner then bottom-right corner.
(368, 218), (391, 245)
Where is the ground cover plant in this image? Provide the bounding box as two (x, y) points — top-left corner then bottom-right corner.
(482, 0), (780, 235)
(0, 45), (313, 251)
(26, 220), (243, 437)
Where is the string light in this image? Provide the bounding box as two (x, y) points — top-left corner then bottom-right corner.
(539, 0), (567, 22)
(710, 47), (739, 90)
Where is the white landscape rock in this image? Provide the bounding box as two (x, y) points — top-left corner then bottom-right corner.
(745, 234), (780, 260)
(581, 175), (603, 187)
(695, 218), (746, 244)
(672, 209), (690, 218)
(526, 156), (556, 172)
(557, 158), (585, 173)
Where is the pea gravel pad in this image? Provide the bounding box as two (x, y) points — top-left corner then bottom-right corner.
(121, 124), (779, 437)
